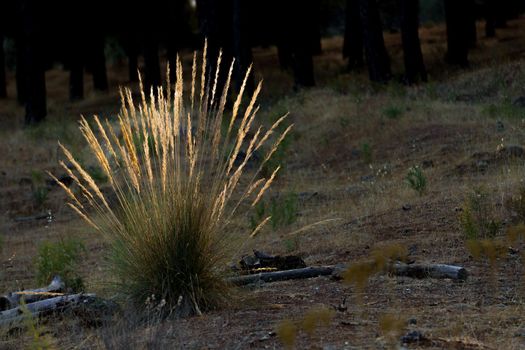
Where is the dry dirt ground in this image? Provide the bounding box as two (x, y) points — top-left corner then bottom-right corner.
(2, 18), (525, 349)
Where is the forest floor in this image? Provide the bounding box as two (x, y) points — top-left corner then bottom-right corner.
(2, 17), (525, 349)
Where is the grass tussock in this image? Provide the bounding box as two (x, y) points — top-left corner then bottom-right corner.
(50, 43), (290, 315)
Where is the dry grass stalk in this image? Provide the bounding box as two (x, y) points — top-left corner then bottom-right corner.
(52, 43), (290, 315)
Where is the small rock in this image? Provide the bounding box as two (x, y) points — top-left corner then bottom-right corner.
(498, 145), (525, 159)
(401, 330), (427, 344)
(449, 303), (472, 311)
(46, 174), (73, 187)
(360, 174), (375, 182)
(514, 329), (525, 337)
(476, 160), (489, 172)
(421, 160), (434, 168)
(496, 120), (505, 132)
(402, 204), (411, 211)
(299, 191), (318, 201)
(346, 186), (365, 196)
(408, 318), (417, 325)
(19, 177), (32, 186)
(234, 150), (261, 168)
(513, 96), (525, 108)
(334, 297), (347, 312)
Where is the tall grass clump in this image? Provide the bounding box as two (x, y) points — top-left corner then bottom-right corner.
(50, 43), (291, 315)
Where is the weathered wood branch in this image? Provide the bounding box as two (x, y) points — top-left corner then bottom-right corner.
(332, 263), (468, 281)
(13, 213), (50, 222)
(390, 263), (468, 280)
(230, 263), (468, 286)
(0, 293), (92, 328)
(0, 276), (65, 311)
(228, 266), (334, 286)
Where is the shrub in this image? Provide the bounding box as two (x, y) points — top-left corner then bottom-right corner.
(20, 300), (56, 349)
(276, 307), (334, 349)
(260, 131), (292, 178)
(459, 187), (500, 240)
(505, 184), (525, 222)
(35, 238), (85, 292)
(86, 165), (108, 185)
(405, 166), (427, 196)
(250, 192), (299, 231)
(31, 170), (48, 207)
(283, 236), (300, 253)
(51, 46), (290, 315)
(360, 142), (373, 164)
(382, 105), (403, 120)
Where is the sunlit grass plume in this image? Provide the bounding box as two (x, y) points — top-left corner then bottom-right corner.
(50, 43), (291, 315)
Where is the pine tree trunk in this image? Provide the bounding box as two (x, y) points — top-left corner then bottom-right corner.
(343, 0), (364, 70)
(468, 7), (477, 48)
(68, 17), (85, 101)
(232, 0), (254, 92)
(310, 0), (322, 56)
(20, 0), (46, 124)
(142, 34), (161, 93)
(484, 0), (496, 37)
(197, 0), (236, 100)
(283, 0), (316, 88)
(399, 0), (427, 84)
(359, 0), (391, 83)
(15, 38), (26, 105)
(276, 0), (292, 70)
(167, 0), (192, 83)
(444, 0), (470, 67)
(0, 33), (7, 98)
(69, 59), (84, 101)
(89, 35), (108, 92)
(128, 49), (139, 83)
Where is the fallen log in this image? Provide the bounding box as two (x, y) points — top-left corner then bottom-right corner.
(239, 250), (307, 272)
(230, 263), (468, 286)
(0, 276), (65, 311)
(13, 213), (51, 223)
(0, 293), (93, 328)
(390, 263), (468, 281)
(228, 266), (335, 286)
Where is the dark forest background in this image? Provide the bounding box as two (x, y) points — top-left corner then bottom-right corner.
(0, 0), (524, 124)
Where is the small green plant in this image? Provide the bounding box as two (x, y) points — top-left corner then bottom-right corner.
(386, 81), (407, 98)
(261, 132), (292, 178)
(343, 244), (408, 293)
(20, 300), (55, 350)
(87, 165), (108, 184)
(251, 192), (299, 231)
(505, 184), (525, 222)
(379, 313), (406, 347)
(276, 307), (334, 349)
(31, 170), (48, 207)
(483, 102), (523, 120)
(35, 238), (86, 292)
(338, 116), (350, 128)
(382, 105), (403, 120)
(360, 142), (373, 164)
(405, 166), (427, 196)
(283, 236), (300, 253)
(250, 201), (267, 231)
(460, 187), (501, 240)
